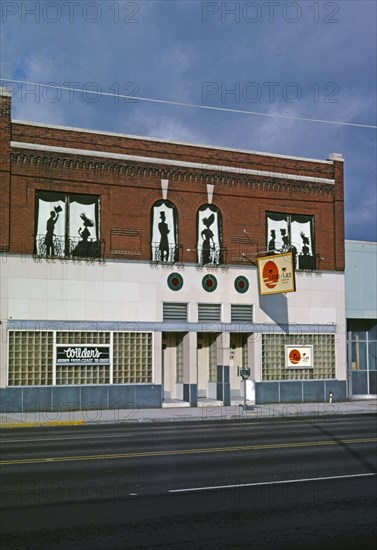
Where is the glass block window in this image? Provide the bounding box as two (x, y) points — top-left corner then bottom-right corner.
(209, 334), (218, 382)
(176, 334), (184, 383)
(242, 334), (249, 367)
(56, 332), (110, 385)
(8, 331), (53, 386)
(8, 330), (153, 386)
(262, 334), (335, 380)
(56, 332), (110, 345)
(57, 364), (110, 385)
(113, 332), (152, 384)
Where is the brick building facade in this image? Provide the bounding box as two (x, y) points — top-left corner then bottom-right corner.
(0, 88), (347, 412)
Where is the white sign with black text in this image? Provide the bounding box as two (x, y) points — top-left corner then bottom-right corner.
(56, 345), (110, 366)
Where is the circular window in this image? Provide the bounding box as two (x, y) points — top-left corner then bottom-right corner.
(234, 276), (249, 294)
(167, 273), (184, 291)
(202, 274), (218, 292)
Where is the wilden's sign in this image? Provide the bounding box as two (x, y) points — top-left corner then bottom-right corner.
(56, 345), (110, 366)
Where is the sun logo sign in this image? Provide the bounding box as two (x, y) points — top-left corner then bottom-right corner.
(258, 252), (296, 295)
(262, 260), (279, 289)
(289, 348), (301, 364)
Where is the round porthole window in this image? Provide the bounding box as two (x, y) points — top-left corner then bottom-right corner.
(234, 276), (249, 294)
(167, 273), (184, 291)
(202, 274), (218, 292)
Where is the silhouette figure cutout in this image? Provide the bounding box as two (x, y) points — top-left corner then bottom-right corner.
(201, 213), (215, 264)
(45, 208), (60, 256)
(300, 231), (310, 255)
(78, 213), (94, 241)
(280, 228), (289, 250)
(158, 211), (170, 261)
(73, 212), (96, 257)
(268, 229), (276, 252)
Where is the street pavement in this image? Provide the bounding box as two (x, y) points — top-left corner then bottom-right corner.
(1, 398), (376, 428)
(1, 415), (376, 549)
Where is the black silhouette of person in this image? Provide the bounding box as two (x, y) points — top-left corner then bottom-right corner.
(78, 213), (94, 241)
(158, 211), (170, 261)
(280, 228), (289, 250)
(268, 229), (276, 252)
(73, 213), (95, 257)
(300, 232), (310, 255)
(45, 210), (59, 256)
(201, 213), (215, 264)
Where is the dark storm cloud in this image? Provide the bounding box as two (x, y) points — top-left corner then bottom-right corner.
(1, 0), (376, 240)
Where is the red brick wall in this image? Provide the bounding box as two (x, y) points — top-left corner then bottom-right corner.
(0, 93), (11, 251)
(12, 121), (335, 179)
(2, 93), (345, 271)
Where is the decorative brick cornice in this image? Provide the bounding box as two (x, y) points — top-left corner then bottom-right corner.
(11, 151), (335, 196)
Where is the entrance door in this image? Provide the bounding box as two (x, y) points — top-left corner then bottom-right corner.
(347, 320), (377, 397)
(162, 333), (184, 401)
(197, 333), (218, 398)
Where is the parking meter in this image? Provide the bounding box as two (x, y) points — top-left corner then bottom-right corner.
(240, 367), (250, 380)
(240, 367), (251, 410)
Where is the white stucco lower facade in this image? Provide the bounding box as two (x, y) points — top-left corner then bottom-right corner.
(0, 255), (347, 408)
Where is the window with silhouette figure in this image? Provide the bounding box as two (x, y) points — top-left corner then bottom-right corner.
(197, 204), (223, 265)
(150, 200), (178, 263)
(34, 191), (100, 258)
(266, 212), (316, 270)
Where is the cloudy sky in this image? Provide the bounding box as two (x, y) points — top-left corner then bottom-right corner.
(1, 0), (376, 241)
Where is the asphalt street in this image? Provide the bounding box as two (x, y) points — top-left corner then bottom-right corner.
(1, 415), (376, 549)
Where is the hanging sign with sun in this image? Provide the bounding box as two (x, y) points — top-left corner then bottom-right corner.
(257, 252), (296, 295)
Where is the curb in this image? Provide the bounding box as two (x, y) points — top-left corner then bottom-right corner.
(1, 411), (376, 429)
(0, 420), (85, 429)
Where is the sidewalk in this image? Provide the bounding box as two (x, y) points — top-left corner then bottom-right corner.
(1, 399), (376, 428)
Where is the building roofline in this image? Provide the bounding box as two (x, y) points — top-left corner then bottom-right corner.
(345, 240), (377, 245)
(11, 141), (336, 185)
(12, 118), (338, 165)
(0, 86), (12, 97)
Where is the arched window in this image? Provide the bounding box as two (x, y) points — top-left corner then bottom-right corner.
(151, 200), (178, 263)
(196, 204), (223, 265)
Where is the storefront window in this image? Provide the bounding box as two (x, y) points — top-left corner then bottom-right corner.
(34, 191), (100, 259)
(8, 330), (152, 386)
(348, 320), (377, 373)
(368, 342), (377, 370)
(266, 212), (316, 270)
(347, 319), (376, 338)
(368, 323), (377, 340)
(351, 340), (368, 370)
(262, 334), (335, 380)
